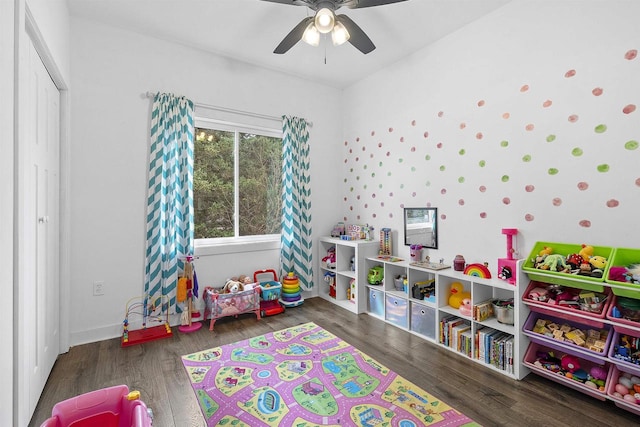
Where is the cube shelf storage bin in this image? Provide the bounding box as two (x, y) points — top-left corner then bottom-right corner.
(368, 288), (384, 317)
(410, 302), (436, 340)
(606, 247), (640, 299)
(523, 241), (614, 292)
(385, 294), (408, 329)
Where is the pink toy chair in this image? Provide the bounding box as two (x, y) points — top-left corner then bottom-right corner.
(40, 384), (152, 427)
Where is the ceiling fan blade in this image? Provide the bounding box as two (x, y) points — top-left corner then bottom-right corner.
(336, 14), (375, 54)
(259, 0), (310, 6)
(274, 16), (314, 54)
(347, 0), (408, 8)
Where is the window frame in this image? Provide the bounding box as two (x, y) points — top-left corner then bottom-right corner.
(193, 117), (283, 251)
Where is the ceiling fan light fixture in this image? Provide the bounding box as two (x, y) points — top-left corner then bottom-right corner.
(331, 21), (350, 46)
(314, 8), (335, 34)
(302, 21), (320, 46)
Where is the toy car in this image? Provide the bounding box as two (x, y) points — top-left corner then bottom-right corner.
(368, 265), (384, 285)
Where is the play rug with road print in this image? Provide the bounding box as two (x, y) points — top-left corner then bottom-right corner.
(181, 322), (479, 427)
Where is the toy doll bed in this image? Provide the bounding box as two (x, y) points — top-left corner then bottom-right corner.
(204, 285), (261, 331)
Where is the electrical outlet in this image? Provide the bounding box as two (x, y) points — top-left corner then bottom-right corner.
(93, 281), (105, 296)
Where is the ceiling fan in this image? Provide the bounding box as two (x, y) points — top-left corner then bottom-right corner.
(260, 0), (408, 55)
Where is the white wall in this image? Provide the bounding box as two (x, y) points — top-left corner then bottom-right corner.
(69, 18), (342, 345)
(342, 0), (640, 269)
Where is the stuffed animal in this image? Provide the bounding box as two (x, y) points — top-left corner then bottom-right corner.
(223, 279), (244, 294)
(589, 255), (607, 270)
(561, 354), (581, 373)
(448, 282), (470, 309)
(539, 246), (554, 256)
(566, 253), (583, 269)
(579, 244), (594, 262)
(538, 254), (569, 272)
(459, 298), (472, 316)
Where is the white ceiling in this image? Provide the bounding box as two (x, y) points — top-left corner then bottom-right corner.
(67, 0), (511, 89)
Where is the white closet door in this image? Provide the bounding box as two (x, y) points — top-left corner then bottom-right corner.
(24, 37), (61, 419)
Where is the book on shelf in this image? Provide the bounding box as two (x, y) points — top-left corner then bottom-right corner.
(473, 299), (494, 322)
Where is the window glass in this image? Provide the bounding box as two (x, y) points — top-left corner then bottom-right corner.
(194, 126), (282, 240)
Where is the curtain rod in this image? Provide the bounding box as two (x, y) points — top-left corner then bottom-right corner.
(144, 92), (312, 127)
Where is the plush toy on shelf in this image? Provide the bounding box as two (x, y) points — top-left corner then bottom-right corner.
(459, 298), (472, 316)
(448, 282), (470, 309)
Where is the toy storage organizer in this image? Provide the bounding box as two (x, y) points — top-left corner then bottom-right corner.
(521, 241), (640, 416)
(363, 256), (529, 380)
(204, 286), (261, 331)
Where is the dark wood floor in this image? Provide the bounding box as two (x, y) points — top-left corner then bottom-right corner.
(30, 297), (638, 426)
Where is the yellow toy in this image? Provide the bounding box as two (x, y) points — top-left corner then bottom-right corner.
(539, 246), (553, 256)
(448, 282), (470, 309)
(579, 244), (594, 261)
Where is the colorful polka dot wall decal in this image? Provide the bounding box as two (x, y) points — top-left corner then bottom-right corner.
(425, 155), (431, 160)
(577, 182), (589, 191)
(623, 104), (636, 114)
(552, 198), (562, 206)
(502, 112), (510, 119)
(479, 186), (486, 192)
(460, 122), (466, 129)
(378, 142), (382, 148)
(501, 175), (509, 182)
(625, 49), (637, 60)
(525, 185), (534, 192)
(568, 115), (579, 123)
(438, 111), (444, 117)
(546, 135), (556, 142)
(500, 140), (509, 147)
(441, 214), (446, 220)
(476, 132), (483, 139)
(592, 88), (603, 96)
(571, 148), (583, 157)
(459, 149), (466, 155)
(636, 178), (640, 186)
(565, 69), (576, 78)
(437, 143), (443, 149)
(371, 131), (375, 136)
(522, 154), (531, 162)
(441, 188), (447, 195)
(548, 168), (559, 175)
(458, 199), (465, 206)
(389, 127), (394, 133)
(625, 140), (639, 150)
(439, 165), (445, 171)
(543, 99), (553, 107)
(480, 212), (487, 219)
(594, 124), (607, 133)
(606, 199), (619, 208)
(458, 177), (465, 183)
(579, 220), (592, 228)
(478, 100), (485, 107)
(597, 164), (610, 172)
(400, 137), (404, 142)
(423, 132), (429, 138)
(479, 160), (486, 167)
(525, 124), (534, 131)
(411, 120), (416, 126)
(502, 197), (511, 205)
(525, 214), (534, 221)
(520, 85), (529, 92)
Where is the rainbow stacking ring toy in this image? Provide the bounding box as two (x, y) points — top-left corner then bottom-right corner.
(280, 272), (304, 307)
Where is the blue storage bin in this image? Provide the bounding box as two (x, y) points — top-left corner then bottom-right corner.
(410, 302), (435, 339)
(368, 288), (384, 317)
(385, 294), (408, 328)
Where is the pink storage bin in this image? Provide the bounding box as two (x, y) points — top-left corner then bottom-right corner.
(40, 385), (152, 427)
(607, 295), (640, 331)
(606, 365), (640, 416)
(522, 280), (611, 322)
(523, 342), (609, 401)
(523, 311), (611, 364)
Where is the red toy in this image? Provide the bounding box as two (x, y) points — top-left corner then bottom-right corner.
(561, 354), (581, 373)
(254, 269), (285, 317)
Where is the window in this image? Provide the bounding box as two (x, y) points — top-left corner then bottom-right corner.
(193, 121), (283, 242)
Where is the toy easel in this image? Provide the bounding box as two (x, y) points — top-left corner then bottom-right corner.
(178, 255), (202, 333)
(497, 228), (518, 285)
(380, 228), (392, 256)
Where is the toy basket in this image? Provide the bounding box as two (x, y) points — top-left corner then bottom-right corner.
(254, 269), (282, 301)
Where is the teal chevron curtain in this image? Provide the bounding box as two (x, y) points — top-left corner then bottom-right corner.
(144, 93), (194, 314)
(281, 116), (313, 290)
